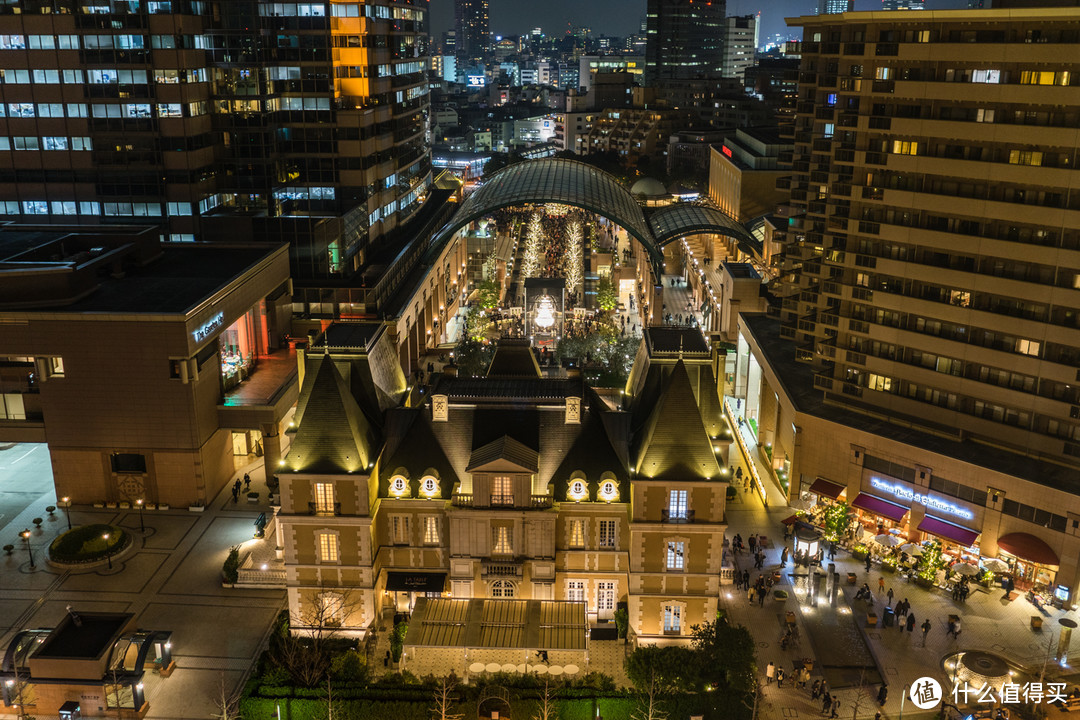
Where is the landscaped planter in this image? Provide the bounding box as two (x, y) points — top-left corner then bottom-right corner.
(914, 576), (934, 588)
(852, 548), (868, 560)
(773, 590), (789, 601)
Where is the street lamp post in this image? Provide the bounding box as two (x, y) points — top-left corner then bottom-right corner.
(19, 529), (34, 568)
(102, 532), (112, 569)
(61, 496), (71, 531)
(136, 498), (145, 532)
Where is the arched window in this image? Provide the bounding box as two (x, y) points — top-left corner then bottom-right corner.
(389, 476), (408, 497)
(491, 579), (516, 598)
(421, 476), (439, 497)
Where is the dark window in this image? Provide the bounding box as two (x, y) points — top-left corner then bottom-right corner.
(111, 453), (146, 473)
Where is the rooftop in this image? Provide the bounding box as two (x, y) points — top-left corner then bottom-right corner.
(35, 612), (132, 660)
(741, 314), (1080, 495)
(645, 327), (710, 356)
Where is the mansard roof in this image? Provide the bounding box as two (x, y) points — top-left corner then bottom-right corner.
(635, 359), (723, 481)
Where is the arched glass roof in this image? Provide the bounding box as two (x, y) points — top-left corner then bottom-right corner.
(426, 159), (756, 277)
(649, 204), (758, 250)
(427, 159), (663, 269)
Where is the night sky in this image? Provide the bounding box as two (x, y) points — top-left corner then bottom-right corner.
(430, 0), (968, 50)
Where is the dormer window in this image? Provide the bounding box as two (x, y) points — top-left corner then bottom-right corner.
(599, 480), (618, 502)
(421, 476), (439, 498)
(569, 479), (587, 501)
(390, 476), (408, 497)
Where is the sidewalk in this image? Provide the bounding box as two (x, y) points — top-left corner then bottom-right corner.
(723, 504), (1080, 720)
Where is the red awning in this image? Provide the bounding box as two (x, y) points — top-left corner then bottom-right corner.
(918, 515), (979, 547)
(851, 493), (909, 522)
(997, 532), (1059, 566)
(809, 478), (845, 500)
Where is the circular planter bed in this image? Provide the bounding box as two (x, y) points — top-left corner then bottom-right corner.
(48, 524), (131, 565)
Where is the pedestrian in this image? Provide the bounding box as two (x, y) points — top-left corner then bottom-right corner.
(776, 667), (785, 688)
(243, 472), (250, 490)
(749, 535), (757, 553)
(766, 661), (776, 684)
(899, 599), (908, 617)
(877, 685), (888, 706)
(922, 618), (932, 644)
(887, 588), (894, 605)
(782, 546), (789, 566)
(743, 570), (750, 587)
(946, 618), (956, 637)
(865, 555), (872, 573)
(829, 542), (836, 560)
(878, 576), (885, 594)
(231, 486), (238, 503)
(831, 697), (840, 718)
(876, 713), (882, 720)
(822, 693), (832, 715)
(758, 586), (766, 607)
(953, 617), (962, 639)
(233, 478), (242, 496)
(748, 585), (755, 604)
(811, 679), (821, 700)
(907, 614), (916, 633)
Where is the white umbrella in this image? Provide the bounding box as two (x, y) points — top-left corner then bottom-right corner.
(564, 664), (580, 675)
(485, 663), (502, 673)
(533, 665), (548, 675)
(548, 666), (564, 676)
(899, 543), (923, 556)
(952, 562), (980, 577)
(469, 662), (486, 674)
(874, 534), (902, 547)
(501, 663), (517, 673)
(983, 558), (1009, 573)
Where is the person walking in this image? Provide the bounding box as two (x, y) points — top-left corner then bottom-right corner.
(907, 613), (916, 633)
(743, 570), (750, 588)
(811, 679), (821, 700)
(921, 618), (932, 646)
(953, 617), (962, 639)
(877, 685), (889, 707)
(822, 693), (832, 715)
(782, 546), (790, 566)
(233, 478), (242, 497)
(946, 618), (957, 638)
(887, 588), (894, 606)
(878, 576), (886, 595)
(766, 661), (776, 684)
(865, 555), (872, 573)
(758, 586), (766, 607)
(243, 472), (251, 490)
(830, 697), (840, 718)
(776, 667), (786, 688)
(749, 535), (757, 553)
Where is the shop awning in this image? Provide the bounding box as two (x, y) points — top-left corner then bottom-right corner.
(997, 533), (1059, 566)
(851, 493), (909, 522)
(781, 514), (801, 525)
(809, 478), (846, 500)
(918, 515), (979, 547)
(386, 571), (447, 593)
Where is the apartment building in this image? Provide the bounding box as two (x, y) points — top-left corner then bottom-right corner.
(275, 330), (731, 646)
(0, 0), (432, 301)
(731, 7), (1080, 603)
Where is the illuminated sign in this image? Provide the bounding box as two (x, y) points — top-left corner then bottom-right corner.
(467, 75), (486, 87)
(193, 311), (225, 342)
(870, 477), (974, 520)
(721, 145), (733, 158)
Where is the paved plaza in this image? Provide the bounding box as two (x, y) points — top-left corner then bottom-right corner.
(0, 443), (286, 720)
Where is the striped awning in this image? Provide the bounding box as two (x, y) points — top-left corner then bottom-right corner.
(404, 598), (587, 650)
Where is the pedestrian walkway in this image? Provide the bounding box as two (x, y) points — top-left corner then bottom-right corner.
(725, 396), (788, 508)
(722, 504), (1080, 720)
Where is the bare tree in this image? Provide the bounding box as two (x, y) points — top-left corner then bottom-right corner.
(272, 585), (363, 687)
(211, 672), (242, 720)
(431, 676), (464, 720)
(739, 673), (765, 720)
(533, 679), (559, 720)
(631, 672), (668, 720)
(849, 668), (876, 720)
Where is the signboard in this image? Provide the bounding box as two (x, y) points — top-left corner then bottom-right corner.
(193, 311), (225, 342)
(870, 476), (974, 520)
(467, 74), (486, 87)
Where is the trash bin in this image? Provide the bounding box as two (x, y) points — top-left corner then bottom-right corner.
(883, 606), (895, 627)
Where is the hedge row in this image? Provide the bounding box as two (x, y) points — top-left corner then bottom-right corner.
(240, 692), (722, 720)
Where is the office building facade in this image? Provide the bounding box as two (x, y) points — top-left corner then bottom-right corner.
(722, 15), (759, 82)
(454, 0), (489, 65)
(0, 0), (432, 291)
(817, 0), (854, 14)
(644, 0), (726, 84)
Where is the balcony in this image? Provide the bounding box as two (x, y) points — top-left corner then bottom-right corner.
(309, 502), (341, 516)
(450, 494), (554, 509)
(661, 509), (695, 524)
(482, 561), (523, 577)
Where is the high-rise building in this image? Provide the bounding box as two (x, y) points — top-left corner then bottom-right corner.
(881, 0), (926, 9)
(0, 0), (433, 303)
(644, 0), (726, 84)
(722, 15), (759, 82)
(454, 0), (490, 64)
(816, 0), (854, 13)
(728, 5), (1080, 605)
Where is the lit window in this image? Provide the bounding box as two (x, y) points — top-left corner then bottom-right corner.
(492, 526), (512, 555)
(667, 540), (685, 570)
(423, 516), (439, 545)
(389, 476), (408, 497)
(1008, 150), (1042, 167)
(971, 69), (1001, 84)
(867, 374), (892, 392)
(492, 476), (512, 506)
(599, 520), (616, 548)
(597, 582), (615, 612)
(891, 140), (918, 155)
(1016, 339), (1040, 356)
(668, 490), (687, 519)
(569, 519), (585, 548)
(421, 476), (439, 498)
(663, 604), (682, 633)
(318, 532), (338, 563)
(569, 479), (587, 501)
(313, 482), (335, 514)
(598, 481), (618, 502)
(875, 66), (892, 81)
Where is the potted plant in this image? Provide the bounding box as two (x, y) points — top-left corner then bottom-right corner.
(773, 589), (789, 601)
(881, 557), (897, 572)
(46, 505), (56, 517)
(614, 604), (629, 643)
(851, 543), (869, 560)
(915, 540), (945, 588)
(2, 544), (13, 556)
(32, 517), (43, 529)
(221, 545), (240, 586)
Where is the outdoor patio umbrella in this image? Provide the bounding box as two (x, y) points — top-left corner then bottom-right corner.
(952, 562), (980, 576)
(899, 543), (923, 556)
(982, 558), (1009, 573)
(874, 534), (902, 547)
